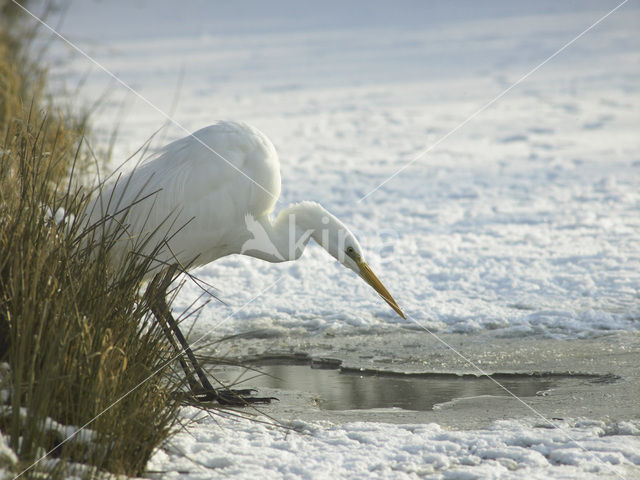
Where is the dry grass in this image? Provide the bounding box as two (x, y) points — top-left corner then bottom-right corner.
(0, 5), (185, 479)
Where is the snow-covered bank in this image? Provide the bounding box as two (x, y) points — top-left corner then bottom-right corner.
(148, 413), (640, 480)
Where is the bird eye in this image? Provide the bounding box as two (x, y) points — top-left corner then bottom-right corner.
(346, 246), (355, 255)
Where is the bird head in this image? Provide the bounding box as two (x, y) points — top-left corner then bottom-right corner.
(341, 237), (406, 320)
(278, 201), (405, 319)
(309, 211), (405, 320)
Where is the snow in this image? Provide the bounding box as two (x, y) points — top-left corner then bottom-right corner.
(27, 0), (640, 478)
(147, 413), (639, 480)
(0, 431), (17, 480)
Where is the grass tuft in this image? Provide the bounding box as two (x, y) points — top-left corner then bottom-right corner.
(0, 6), (185, 479)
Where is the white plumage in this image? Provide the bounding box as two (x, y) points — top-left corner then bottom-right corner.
(87, 120), (404, 318)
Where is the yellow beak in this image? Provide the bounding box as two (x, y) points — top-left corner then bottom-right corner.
(358, 260), (405, 319)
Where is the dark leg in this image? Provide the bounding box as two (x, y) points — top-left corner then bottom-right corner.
(149, 292), (202, 393)
(148, 266), (275, 405)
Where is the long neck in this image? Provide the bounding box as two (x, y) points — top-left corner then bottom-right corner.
(244, 201), (330, 263)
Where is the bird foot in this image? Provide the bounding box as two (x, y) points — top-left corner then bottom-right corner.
(191, 387), (278, 406)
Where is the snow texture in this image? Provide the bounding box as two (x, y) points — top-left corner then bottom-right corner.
(147, 412), (640, 480)
(0, 431), (17, 480)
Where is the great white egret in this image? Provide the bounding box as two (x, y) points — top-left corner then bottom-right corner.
(87, 121), (404, 404)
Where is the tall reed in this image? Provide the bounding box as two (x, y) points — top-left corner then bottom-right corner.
(0, 7), (184, 478)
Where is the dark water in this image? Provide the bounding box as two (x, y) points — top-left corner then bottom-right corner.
(216, 364), (600, 411)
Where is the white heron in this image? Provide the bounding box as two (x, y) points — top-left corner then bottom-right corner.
(87, 121), (404, 404)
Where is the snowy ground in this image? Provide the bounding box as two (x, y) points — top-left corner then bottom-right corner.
(147, 415), (640, 480)
(29, 0), (640, 478)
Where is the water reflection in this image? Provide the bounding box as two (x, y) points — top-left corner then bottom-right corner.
(218, 364), (558, 411)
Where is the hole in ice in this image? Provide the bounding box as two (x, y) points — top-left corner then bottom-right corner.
(214, 357), (615, 411)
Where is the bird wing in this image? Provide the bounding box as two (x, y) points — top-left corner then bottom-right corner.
(88, 122), (281, 271)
